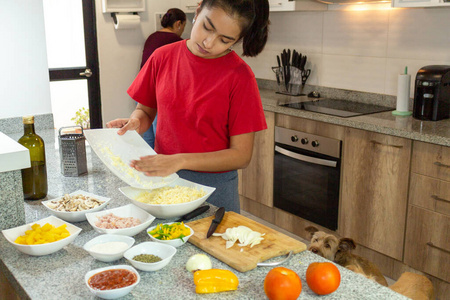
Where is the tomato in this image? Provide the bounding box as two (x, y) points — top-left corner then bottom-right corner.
(264, 267), (302, 300)
(306, 262), (341, 295)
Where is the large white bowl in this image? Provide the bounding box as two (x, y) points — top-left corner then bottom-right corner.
(83, 234), (135, 262)
(119, 178), (216, 219)
(85, 204), (155, 236)
(42, 190), (111, 222)
(147, 222), (194, 248)
(85, 265), (140, 299)
(123, 242), (177, 272)
(2, 216), (82, 256)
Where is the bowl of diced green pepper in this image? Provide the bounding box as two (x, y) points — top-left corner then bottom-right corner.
(146, 222), (194, 248)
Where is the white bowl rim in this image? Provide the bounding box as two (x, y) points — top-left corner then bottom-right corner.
(85, 265), (140, 292)
(2, 215), (82, 247)
(83, 234), (135, 255)
(42, 190), (111, 215)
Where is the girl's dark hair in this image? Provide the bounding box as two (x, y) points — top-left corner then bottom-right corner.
(161, 8), (186, 28)
(200, 0), (270, 57)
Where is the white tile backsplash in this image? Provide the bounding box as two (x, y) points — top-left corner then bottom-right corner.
(322, 55), (387, 93)
(248, 7), (450, 101)
(323, 10), (389, 57)
(387, 8), (450, 62)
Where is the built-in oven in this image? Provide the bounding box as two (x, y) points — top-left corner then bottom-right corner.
(273, 126), (341, 230)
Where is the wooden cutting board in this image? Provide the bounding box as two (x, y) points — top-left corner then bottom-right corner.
(187, 212), (307, 272)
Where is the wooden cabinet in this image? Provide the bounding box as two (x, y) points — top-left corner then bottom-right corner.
(340, 128), (411, 260)
(404, 206), (450, 282)
(239, 111), (275, 207)
(404, 141), (450, 282)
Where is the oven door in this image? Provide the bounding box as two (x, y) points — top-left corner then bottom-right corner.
(273, 143), (340, 230)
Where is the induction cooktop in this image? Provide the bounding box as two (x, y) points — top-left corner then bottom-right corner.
(280, 98), (394, 118)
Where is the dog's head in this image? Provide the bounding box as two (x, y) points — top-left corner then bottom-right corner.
(305, 226), (340, 261)
(305, 226), (357, 262)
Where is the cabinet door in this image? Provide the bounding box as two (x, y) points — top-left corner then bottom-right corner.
(239, 111), (275, 207)
(404, 205), (450, 282)
(179, 0), (198, 12)
(340, 128), (411, 260)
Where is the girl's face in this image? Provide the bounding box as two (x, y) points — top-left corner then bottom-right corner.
(187, 6), (241, 59)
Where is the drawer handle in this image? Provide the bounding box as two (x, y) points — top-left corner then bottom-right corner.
(434, 161), (450, 168)
(370, 140), (403, 149)
(431, 195), (450, 204)
(426, 242), (450, 255)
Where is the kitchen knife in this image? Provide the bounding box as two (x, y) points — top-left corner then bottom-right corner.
(176, 205), (210, 222)
(206, 207), (225, 238)
(300, 55), (307, 71)
(276, 55), (282, 85)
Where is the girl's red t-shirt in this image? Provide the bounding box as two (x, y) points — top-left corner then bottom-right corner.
(128, 40), (267, 155)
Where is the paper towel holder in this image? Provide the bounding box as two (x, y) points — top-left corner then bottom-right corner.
(110, 12), (139, 25)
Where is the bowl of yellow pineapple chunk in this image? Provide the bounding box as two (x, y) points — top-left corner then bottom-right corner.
(2, 216), (82, 256)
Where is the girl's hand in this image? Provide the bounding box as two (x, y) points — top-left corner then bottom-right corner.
(130, 154), (184, 177)
(106, 118), (140, 135)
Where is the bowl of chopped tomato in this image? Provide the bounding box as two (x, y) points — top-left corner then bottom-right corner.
(1, 216), (82, 256)
(85, 265), (140, 299)
(147, 222), (194, 248)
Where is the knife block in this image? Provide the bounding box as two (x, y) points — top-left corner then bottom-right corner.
(272, 66), (304, 96)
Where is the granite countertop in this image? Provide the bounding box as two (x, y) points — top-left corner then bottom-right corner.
(0, 130), (408, 300)
(259, 88), (450, 147)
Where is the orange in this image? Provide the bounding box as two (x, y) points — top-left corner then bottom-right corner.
(264, 267), (302, 300)
(306, 262), (341, 295)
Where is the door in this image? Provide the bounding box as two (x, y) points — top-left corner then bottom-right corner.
(43, 0), (102, 129)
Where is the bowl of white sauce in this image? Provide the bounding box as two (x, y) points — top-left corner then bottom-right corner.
(83, 234), (135, 262)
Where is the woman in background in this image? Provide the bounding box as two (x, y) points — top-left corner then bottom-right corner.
(108, 0), (270, 212)
(141, 8), (187, 148)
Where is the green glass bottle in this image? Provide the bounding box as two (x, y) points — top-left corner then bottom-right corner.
(18, 116), (48, 200)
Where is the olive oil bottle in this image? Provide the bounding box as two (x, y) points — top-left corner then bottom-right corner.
(18, 116), (48, 200)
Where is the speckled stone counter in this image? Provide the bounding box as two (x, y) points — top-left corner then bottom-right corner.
(259, 87), (450, 147)
(0, 130), (408, 300)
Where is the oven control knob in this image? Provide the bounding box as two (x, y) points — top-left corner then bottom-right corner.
(301, 138), (308, 145)
(312, 140), (320, 147)
(291, 135), (298, 142)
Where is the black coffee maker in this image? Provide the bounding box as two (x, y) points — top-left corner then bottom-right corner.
(413, 65), (450, 121)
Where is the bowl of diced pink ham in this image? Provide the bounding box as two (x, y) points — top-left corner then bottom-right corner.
(85, 204), (155, 237)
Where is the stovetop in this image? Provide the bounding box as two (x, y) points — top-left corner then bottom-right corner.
(280, 98), (394, 118)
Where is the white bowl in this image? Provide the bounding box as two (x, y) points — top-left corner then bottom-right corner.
(83, 234), (135, 262)
(123, 242), (177, 272)
(42, 190), (111, 222)
(85, 204), (155, 237)
(146, 222), (194, 248)
(85, 265), (140, 299)
(119, 178), (216, 218)
(2, 216), (82, 256)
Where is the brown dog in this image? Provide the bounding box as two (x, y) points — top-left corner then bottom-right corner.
(389, 272), (434, 300)
(305, 226), (388, 286)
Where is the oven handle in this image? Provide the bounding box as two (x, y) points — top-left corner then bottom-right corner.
(275, 145), (338, 168)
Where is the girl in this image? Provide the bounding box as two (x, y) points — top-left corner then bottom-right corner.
(107, 0), (270, 213)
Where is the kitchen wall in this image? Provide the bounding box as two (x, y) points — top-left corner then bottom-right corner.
(242, 6), (450, 96)
(0, 1), (51, 119)
(2, 2), (449, 125)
